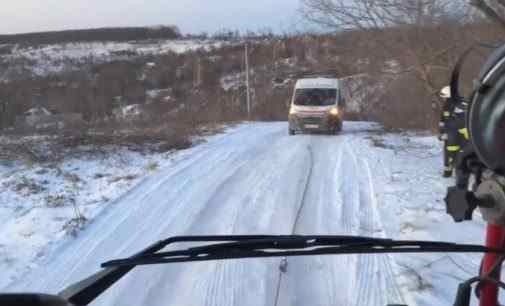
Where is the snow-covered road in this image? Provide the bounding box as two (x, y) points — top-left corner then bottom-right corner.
(5, 122), (487, 306)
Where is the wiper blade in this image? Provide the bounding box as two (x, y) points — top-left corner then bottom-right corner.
(59, 235), (301, 306)
(187, 235), (391, 251)
(62, 235), (505, 306)
(101, 235), (503, 268)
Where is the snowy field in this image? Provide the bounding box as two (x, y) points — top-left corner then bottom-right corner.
(0, 122), (488, 306)
(7, 39), (224, 60)
(0, 39), (227, 78)
(0, 142), (177, 289)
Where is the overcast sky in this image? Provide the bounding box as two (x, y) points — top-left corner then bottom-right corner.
(0, 0), (303, 35)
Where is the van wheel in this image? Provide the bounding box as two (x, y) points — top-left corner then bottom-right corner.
(335, 121), (343, 133)
(289, 129), (295, 135)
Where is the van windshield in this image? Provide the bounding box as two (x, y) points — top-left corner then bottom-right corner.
(293, 88), (337, 106)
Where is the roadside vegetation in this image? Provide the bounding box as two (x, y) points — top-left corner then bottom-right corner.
(2, 1), (505, 142)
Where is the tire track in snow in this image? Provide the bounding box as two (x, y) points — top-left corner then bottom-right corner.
(201, 146), (303, 306)
(275, 135), (355, 306)
(10, 124), (287, 295)
(86, 130), (282, 285)
(291, 145), (315, 234)
(134, 131), (313, 306)
(273, 142), (314, 306)
(344, 142), (405, 306)
(339, 140), (361, 235)
(276, 134), (406, 306)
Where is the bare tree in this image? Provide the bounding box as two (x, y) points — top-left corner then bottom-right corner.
(300, 0), (471, 129)
(301, 0), (464, 30)
(300, 0), (463, 82)
(471, 0), (505, 29)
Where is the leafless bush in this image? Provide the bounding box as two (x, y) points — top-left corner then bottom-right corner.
(145, 161), (159, 172)
(45, 195), (69, 208)
(62, 216), (87, 237)
(108, 174), (139, 183)
(7, 177), (46, 195)
(374, 73), (436, 130)
(63, 172), (81, 184)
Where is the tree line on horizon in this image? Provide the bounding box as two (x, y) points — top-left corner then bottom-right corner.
(0, 26), (181, 46)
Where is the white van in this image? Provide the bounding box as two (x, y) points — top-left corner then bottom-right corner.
(288, 77), (346, 135)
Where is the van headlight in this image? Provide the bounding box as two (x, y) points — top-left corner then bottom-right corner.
(289, 108), (297, 115)
(329, 107), (339, 116)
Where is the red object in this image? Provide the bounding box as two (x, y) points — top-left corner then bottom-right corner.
(480, 224), (505, 306)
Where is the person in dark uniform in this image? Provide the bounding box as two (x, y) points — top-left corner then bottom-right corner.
(439, 86), (456, 177)
(439, 86), (470, 178)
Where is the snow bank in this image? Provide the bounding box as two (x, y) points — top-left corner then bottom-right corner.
(0, 143), (175, 288)
(362, 131), (487, 306)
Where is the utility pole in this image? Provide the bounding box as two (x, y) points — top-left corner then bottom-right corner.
(0, 100), (5, 129)
(194, 57), (202, 87)
(245, 43), (251, 119)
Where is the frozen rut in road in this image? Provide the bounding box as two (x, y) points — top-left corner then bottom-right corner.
(277, 135), (404, 306)
(9, 122), (408, 306)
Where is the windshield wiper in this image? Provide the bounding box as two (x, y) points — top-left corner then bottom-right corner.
(102, 235), (501, 268)
(60, 235), (505, 306)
